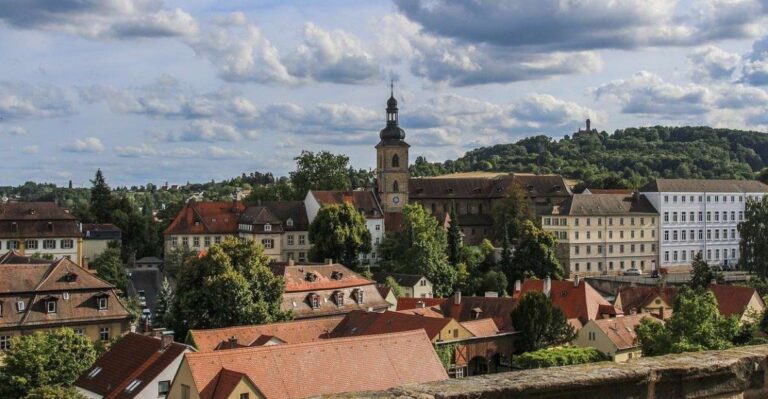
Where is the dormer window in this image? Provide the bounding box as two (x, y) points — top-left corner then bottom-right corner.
(308, 293), (320, 309)
(46, 299), (57, 314)
(331, 271), (343, 280)
(264, 223), (272, 232)
(305, 272), (317, 282)
(16, 300), (25, 312)
(334, 291), (344, 307)
(47, 222), (53, 232)
(96, 294), (109, 310)
(354, 289), (364, 305)
(286, 218), (294, 227)
(11, 222), (17, 233)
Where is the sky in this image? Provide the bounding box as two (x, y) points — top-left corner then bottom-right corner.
(1, 0), (768, 187)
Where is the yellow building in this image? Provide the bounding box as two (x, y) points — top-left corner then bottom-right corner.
(574, 314), (661, 362)
(542, 193), (659, 277)
(0, 254), (132, 349)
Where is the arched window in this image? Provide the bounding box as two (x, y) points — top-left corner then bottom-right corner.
(392, 154), (400, 168)
(393, 180), (399, 192)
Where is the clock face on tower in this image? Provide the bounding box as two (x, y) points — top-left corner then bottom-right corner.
(392, 196), (400, 204)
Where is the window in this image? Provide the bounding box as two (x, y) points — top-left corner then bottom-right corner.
(98, 297), (108, 310)
(0, 335), (10, 350)
(355, 289), (364, 304)
(240, 394), (250, 399)
(393, 180), (399, 192)
(310, 294), (320, 309)
(100, 327), (110, 341)
(25, 240), (38, 250)
(61, 239), (74, 249)
(43, 239), (56, 249)
(707, 230), (712, 240)
(672, 212), (677, 222)
(261, 239), (274, 249)
(181, 385), (190, 399)
(182, 237), (189, 247)
(664, 251), (669, 262)
(664, 231), (669, 241)
(74, 328), (84, 336)
(158, 381), (171, 396)
(286, 218), (294, 227)
(690, 211), (694, 221)
(215, 236), (222, 244)
(46, 300), (56, 314)
(287, 235), (294, 245)
(392, 153), (400, 167)
(335, 291), (344, 307)
(264, 223), (272, 232)
(664, 212), (669, 222)
(299, 235), (306, 245)
(707, 212), (711, 222)
(698, 212), (703, 222)
(193, 237), (200, 247)
(6, 240), (18, 250)
(699, 230), (703, 240)
(16, 300), (25, 312)
(171, 237), (178, 247)
(204, 236), (211, 247)
(375, 224), (381, 231)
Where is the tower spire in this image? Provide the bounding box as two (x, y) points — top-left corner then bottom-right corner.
(390, 79), (394, 98)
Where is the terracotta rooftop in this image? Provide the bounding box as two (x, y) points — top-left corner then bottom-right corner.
(75, 333), (189, 399)
(163, 200), (244, 236)
(188, 316), (344, 352)
(184, 330), (448, 399)
(0, 250), (50, 264)
(396, 297), (447, 311)
(460, 318), (501, 338)
(515, 279), (619, 327)
(270, 262), (374, 292)
(615, 285), (762, 319)
(592, 314), (662, 350)
(330, 310), (455, 341)
(614, 286), (678, 314)
(440, 296), (518, 331)
(311, 190), (383, 219)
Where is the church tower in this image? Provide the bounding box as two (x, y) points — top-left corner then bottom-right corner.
(376, 83), (410, 213)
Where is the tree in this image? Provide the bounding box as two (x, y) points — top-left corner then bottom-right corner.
(0, 329), (97, 398)
(637, 286), (740, 356)
(758, 168), (768, 185)
(91, 244), (128, 292)
(384, 275), (405, 298)
(511, 291), (575, 352)
(477, 270), (508, 297)
(447, 210), (462, 266)
(512, 346), (607, 369)
(290, 151), (351, 197)
(380, 204), (457, 297)
(90, 169), (112, 223)
(163, 245), (197, 279)
(739, 196), (768, 278)
(171, 237), (290, 338)
(24, 386), (86, 399)
(510, 221), (563, 283)
(308, 203), (372, 268)
(690, 252), (722, 289)
(493, 182), (531, 244)
(153, 277), (174, 327)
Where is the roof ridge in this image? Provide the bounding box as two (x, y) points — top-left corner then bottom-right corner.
(189, 316), (344, 334)
(33, 258), (67, 291)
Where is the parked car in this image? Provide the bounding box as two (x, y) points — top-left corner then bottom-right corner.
(624, 268), (641, 276)
(651, 269), (661, 278)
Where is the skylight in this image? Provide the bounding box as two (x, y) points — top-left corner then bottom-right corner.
(126, 379), (142, 392)
(87, 367), (102, 379)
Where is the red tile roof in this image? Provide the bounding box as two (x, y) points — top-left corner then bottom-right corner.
(440, 296), (518, 331)
(310, 190), (383, 219)
(614, 286), (678, 314)
(163, 201), (244, 235)
(396, 297), (447, 311)
(397, 306), (445, 318)
(184, 330), (448, 399)
(515, 279), (618, 327)
(188, 316), (344, 353)
(330, 310), (453, 341)
(75, 333), (190, 399)
(591, 314), (662, 350)
(271, 262), (374, 292)
(460, 318), (501, 338)
(615, 285), (763, 319)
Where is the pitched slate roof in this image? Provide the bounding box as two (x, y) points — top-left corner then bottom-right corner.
(310, 190), (383, 219)
(239, 206), (283, 233)
(188, 316), (344, 353)
(553, 193), (658, 216)
(591, 314), (661, 351)
(184, 330), (447, 399)
(82, 223), (122, 240)
(259, 201), (309, 231)
(408, 174), (572, 200)
(614, 286), (678, 314)
(75, 333), (189, 399)
(330, 310), (454, 341)
(163, 201), (244, 235)
(0, 202), (80, 238)
(372, 272), (424, 287)
(515, 279), (619, 327)
(640, 179), (768, 193)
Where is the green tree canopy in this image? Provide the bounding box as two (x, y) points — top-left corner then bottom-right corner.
(380, 204), (457, 297)
(23, 386), (86, 399)
(508, 221), (563, 284)
(91, 244), (128, 292)
(171, 237), (291, 338)
(384, 275), (405, 298)
(493, 181), (531, 243)
(739, 196), (768, 278)
(637, 286), (740, 356)
(90, 169), (112, 223)
(290, 151), (351, 197)
(153, 276), (174, 328)
(447, 210), (461, 266)
(512, 346), (607, 369)
(308, 203), (372, 268)
(0, 329), (97, 398)
(690, 252), (723, 289)
(511, 291), (575, 352)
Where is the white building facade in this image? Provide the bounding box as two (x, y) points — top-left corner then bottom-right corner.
(641, 179), (768, 270)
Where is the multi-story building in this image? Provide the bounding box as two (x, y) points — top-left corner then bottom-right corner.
(81, 223), (121, 269)
(261, 201), (310, 262)
(543, 193), (659, 276)
(305, 190), (384, 265)
(0, 202), (82, 263)
(640, 179), (768, 270)
(0, 254), (132, 348)
(163, 200), (244, 255)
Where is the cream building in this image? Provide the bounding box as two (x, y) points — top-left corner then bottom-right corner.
(0, 202), (83, 263)
(163, 200), (244, 255)
(543, 193), (659, 276)
(575, 314), (660, 362)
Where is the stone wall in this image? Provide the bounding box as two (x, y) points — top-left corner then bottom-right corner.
(327, 345), (768, 399)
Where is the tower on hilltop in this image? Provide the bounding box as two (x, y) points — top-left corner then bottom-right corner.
(376, 82), (410, 213)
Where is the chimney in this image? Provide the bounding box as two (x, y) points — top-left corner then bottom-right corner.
(544, 276), (552, 298)
(325, 258), (333, 265)
(228, 335), (238, 349)
(514, 280), (521, 292)
(453, 291), (462, 305)
(417, 300), (425, 309)
(287, 258), (295, 266)
(160, 333), (174, 349)
(574, 275), (580, 288)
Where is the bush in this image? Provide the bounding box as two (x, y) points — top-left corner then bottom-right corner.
(512, 346), (608, 370)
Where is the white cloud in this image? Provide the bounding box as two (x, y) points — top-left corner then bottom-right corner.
(688, 46), (741, 82)
(114, 143), (158, 157)
(62, 137), (105, 153)
(0, 125), (26, 135)
(0, 82), (73, 119)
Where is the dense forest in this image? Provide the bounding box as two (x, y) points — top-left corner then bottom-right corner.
(410, 126), (768, 189)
